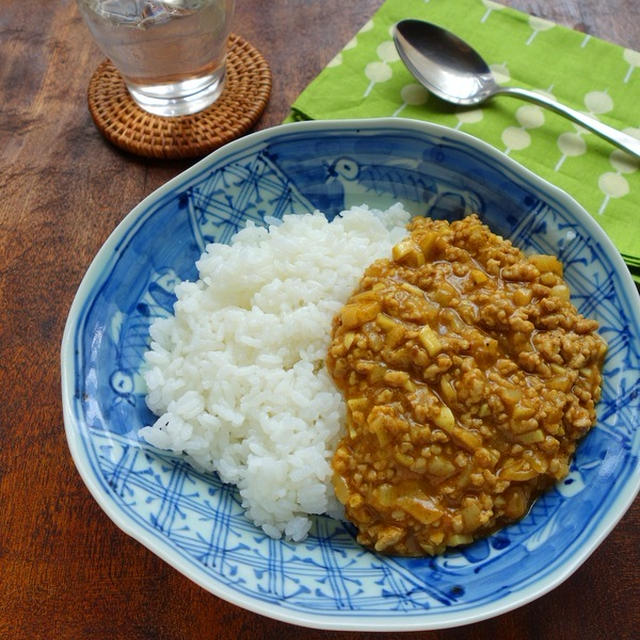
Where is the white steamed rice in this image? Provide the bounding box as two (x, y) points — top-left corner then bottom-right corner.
(140, 203), (411, 541)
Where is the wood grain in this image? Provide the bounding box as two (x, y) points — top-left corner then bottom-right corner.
(0, 1), (638, 639)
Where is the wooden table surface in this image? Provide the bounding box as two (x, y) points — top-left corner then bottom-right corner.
(1, 1), (638, 638)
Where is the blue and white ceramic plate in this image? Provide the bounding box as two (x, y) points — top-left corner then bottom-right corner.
(61, 119), (640, 631)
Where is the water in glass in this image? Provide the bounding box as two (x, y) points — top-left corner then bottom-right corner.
(78, 0), (235, 116)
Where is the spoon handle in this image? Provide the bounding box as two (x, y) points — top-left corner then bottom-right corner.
(495, 86), (640, 159)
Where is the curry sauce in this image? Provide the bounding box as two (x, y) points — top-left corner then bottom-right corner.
(327, 215), (607, 556)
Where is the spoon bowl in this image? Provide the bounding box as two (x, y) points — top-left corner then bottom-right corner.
(393, 19), (640, 157)
(393, 19), (496, 105)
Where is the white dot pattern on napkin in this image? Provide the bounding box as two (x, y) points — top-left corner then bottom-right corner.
(455, 108), (484, 129)
(554, 90), (612, 170)
(377, 41), (400, 63)
(598, 128), (640, 214)
(623, 48), (640, 83)
(502, 104), (544, 155)
(480, 0), (504, 23)
(555, 132), (587, 171)
(360, 20), (374, 33)
(490, 61), (510, 84)
(363, 61), (392, 97)
(598, 172), (630, 214)
(362, 31), (403, 97)
(584, 90), (614, 115)
(393, 83), (429, 117)
(526, 16), (555, 45)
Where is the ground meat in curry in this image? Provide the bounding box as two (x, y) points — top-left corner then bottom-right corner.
(327, 214), (607, 556)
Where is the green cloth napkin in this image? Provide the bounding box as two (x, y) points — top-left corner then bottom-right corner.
(287, 0), (640, 281)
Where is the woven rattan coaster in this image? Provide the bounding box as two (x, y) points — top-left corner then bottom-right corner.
(87, 34), (271, 159)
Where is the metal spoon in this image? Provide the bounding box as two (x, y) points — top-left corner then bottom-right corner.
(393, 19), (640, 158)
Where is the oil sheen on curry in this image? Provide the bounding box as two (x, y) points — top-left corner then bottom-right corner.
(327, 215), (607, 556)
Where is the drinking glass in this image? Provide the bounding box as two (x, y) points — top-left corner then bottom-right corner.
(77, 0), (236, 117)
